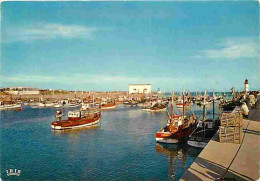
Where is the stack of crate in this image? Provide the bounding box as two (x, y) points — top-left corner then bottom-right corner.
(219, 111), (243, 144)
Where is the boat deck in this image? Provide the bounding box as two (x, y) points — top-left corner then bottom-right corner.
(180, 107), (260, 181)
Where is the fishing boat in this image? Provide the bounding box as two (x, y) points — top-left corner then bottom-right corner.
(54, 103), (62, 108)
(37, 101), (54, 108)
(188, 90), (220, 148)
(187, 118), (220, 148)
(124, 101), (138, 107)
(14, 107), (24, 111)
(176, 97), (192, 108)
(176, 102), (192, 108)
(0, 103), (21, 110)
(51, 103), (101, 130)
(142, 101), (157, 111)
(69, 103), (81, 107)
(145, 102), (168, 112)
(155, 94), (198, 143)
(101, 102), (116, 110)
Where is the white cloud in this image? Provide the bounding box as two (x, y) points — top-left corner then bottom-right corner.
(3, 23), (98, 43)
(1, 74), (132, 85)
(1, 74), (201, 86)
(1, 74), (234, 91)
(193, 37), (259, 59)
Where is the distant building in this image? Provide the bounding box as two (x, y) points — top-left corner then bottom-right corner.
(6, 87), (40, 95)
(244, 79), (249, 93)
(129, 84), (152, 94)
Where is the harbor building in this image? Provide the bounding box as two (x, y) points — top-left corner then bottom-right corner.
(5, 87), (40, 95)
(129, 84), (152, 94)
(244, 79), (249, 93)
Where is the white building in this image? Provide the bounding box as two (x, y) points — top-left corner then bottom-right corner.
(129, 84), (152, 94)
(6, 87), (40, 95)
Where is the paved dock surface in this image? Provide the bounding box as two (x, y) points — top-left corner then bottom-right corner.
(181, 107), (260, 181)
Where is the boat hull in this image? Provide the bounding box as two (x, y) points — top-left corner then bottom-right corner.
(124, 102), (138, 107)
(101, 105), (116, 110)
(148, 107), (167, 112)
(155, 137), (179, 143)
(155, 124), (197, 144)
(51, 117), (101, 130)
(187, 140), (207, 148)
(0, 104), (22, 110)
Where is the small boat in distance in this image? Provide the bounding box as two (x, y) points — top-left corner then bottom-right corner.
(176, 96), (192, 108)
(101, 102), (116, 110)
(124, 100), (138, 107)
(155, 93), (198, 143)
(14, 107), (24, 111)
(143, 101), (168, 112)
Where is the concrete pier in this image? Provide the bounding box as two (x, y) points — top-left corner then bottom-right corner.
(181, 107), (260, 181)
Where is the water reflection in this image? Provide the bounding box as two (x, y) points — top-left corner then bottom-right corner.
(156, 143), (202, 180)
(51, 124), (101, 159)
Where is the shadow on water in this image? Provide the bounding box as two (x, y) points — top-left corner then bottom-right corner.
(156, 142), (203, 181)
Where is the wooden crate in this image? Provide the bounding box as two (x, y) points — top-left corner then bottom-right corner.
(220, 112), (243, 127)
(219, 126), (243, 144)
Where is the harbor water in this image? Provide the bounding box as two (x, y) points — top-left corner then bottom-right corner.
(1, 104), (219, 180)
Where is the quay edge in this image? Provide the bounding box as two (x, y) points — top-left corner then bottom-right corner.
(180, 107), (260, 181)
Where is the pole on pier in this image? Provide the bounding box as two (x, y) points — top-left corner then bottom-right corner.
(213, 89), (215, 120)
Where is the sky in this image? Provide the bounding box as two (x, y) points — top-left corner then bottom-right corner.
(1, 1), (259, 92)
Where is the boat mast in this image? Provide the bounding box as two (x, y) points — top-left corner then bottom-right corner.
(92, 91), (95, 106)
(203, 90), (206, 121)
(213, 89), (215, 119)
(182, 92), (185, 117)
(171, 91), (174, 120)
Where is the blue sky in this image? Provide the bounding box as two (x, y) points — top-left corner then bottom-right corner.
(1, 1), (259, 92)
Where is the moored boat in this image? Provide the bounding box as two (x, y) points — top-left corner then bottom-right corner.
(14, 107), (24, 111)
(155, 94), (198, 144)
(0, 103), (22, 110)
(101, 102), (116, 110)
(176, 103), (192, 108)
(187, 118), (220, 148)
(188, 89), (220, 148)
(124, 101), (138, 107)
(176, 98), (192, 108)
(145, 102), (168, 112)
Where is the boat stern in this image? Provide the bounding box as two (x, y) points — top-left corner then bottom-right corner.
(51, 121), (62, 130)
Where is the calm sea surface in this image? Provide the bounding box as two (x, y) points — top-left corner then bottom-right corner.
(1, 103), (219, 180)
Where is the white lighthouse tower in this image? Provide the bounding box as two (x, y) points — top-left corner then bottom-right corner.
(244, 79), (249, 93)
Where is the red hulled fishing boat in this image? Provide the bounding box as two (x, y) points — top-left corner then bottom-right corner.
(101, 102), (116, 110)
(51, 102), (101, 130)
(155, 94), (198, 143)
